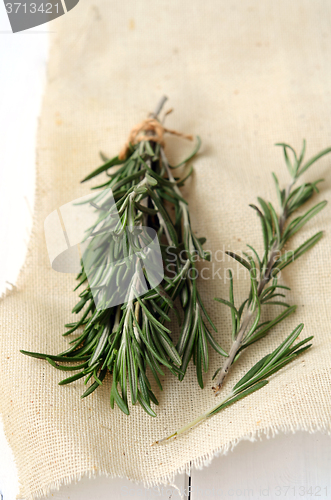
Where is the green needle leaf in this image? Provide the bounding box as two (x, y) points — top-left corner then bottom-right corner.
(225, 251), (251, 271)
(209, 380), (269, 416)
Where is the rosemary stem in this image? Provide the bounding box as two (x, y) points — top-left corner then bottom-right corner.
(213, 311), (253, 395)
(258, 179), (294, 292)
(257, 245), (279, 295)
(150, 95), (168, 119)
(152, 389), (235, 445)
(213, 181), (296, 394)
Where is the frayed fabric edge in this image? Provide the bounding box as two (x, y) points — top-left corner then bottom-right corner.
(18, 420), (331, 500)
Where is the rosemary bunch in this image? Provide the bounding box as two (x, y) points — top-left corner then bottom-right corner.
(21, 97), (227, 416)
(212, 140), (330, 395)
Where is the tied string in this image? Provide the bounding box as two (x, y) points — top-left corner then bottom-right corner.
(118, 117), (193, 160)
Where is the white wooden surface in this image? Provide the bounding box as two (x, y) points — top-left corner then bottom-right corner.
(0, 5), (330, 499)
(191, 431), (331, 500)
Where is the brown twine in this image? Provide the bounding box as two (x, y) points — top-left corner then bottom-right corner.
(118, 118), (193, 160)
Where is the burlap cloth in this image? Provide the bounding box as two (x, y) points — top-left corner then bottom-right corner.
(1, 1), (331, 498)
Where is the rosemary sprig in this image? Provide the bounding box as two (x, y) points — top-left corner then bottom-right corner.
(21, 97), (227, 416)
(212, 140), (330, 395)
(153, 324), (312, 444)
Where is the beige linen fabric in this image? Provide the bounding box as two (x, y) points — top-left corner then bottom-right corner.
(1, 1), (331, 498)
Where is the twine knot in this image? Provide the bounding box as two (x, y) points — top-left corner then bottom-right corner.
(118, 117), (193, 160)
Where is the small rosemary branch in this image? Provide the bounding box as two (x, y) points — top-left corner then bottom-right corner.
(153, 323), (312, 444)
(212, 140), (330, 395)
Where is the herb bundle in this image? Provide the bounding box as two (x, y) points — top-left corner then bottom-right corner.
(154, 140), (330, 443)
(21, 97), (227, 416)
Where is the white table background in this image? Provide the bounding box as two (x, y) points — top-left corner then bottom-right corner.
(0, 5), (330, 500)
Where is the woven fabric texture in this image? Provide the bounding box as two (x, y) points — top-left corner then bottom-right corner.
(1, 1), (331, 498)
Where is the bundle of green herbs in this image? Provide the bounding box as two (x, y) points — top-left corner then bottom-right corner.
(21, 96), (227, 416)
